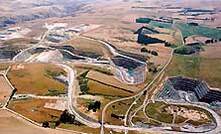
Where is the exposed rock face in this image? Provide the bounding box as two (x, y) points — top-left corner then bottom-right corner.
(0, 0), (94, 28)
(0, 45), (26, 60)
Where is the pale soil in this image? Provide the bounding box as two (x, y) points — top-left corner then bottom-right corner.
(44, 99), (67, 111)
(0, 76), (12, 107)
(78, 95), (103, 101)
(0, 109), (77, 134)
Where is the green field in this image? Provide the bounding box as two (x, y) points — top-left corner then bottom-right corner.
(136, 18), (152, 24)
(176, 23), (221, 39)
(149, 21), (172, 29)
(145, 101), (173, 123)
(166, 55), (201, 78)
(135, 17), (173, 29)
(166, 55), (221, 88)
(174, 45), (203, 55)
(105, 98), (135, 125)
(145, 101), (212, 126)
(199, 58), (221, 88)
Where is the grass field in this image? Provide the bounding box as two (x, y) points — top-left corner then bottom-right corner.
(0, 75), (13, 107)
(149, 21), (172, 29)
(147, 23), (183, 46)
(87, 70), (153, 94)
(8, 99), (62, 123)
(145, 101), (173, 123)
(0, 109), (75, 134)
(166, 54), (221, 88)
(59, 123), (101, 134)
(74, 63), (113, 76)
(105, 98), (135, 125)
(86, 70), (137, 96)
(76, 96), (116, 121)
(87, 80), (133, 97)
(7, 63), (66, 96)
(0, 109), (47, 134)
(145, 101), (212, 126)
(176, 23), (221, 39)
(199, 58), (221, 88)
(67, 37), (113, 59)
(148, 34), (176, 44)
(166, 55), (201, 78)
(75, 68), (88, 77)
(132, 109), (162, 126)
(0, 63), (11, 71)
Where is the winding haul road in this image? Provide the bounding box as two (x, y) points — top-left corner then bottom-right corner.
(57, 63), (100, 128)
(3, 25), (221, 134)
(100, 49), (174, 134)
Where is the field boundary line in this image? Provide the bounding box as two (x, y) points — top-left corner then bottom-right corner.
(4, 107), (42, 127)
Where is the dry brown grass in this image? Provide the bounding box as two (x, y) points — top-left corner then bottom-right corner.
(0, 63), (11, 71)
(199, 58), (221, 88)
(143, 44), (172, 66)
(166, 53), (221, 89)
(105, 98), (135, 125)
(200, 44), (221, 59)
(0, 109), (76, 134)
(0, 75), (13, 107)
(87, 70), (148, 93)
(8, 99), (62, 123)
(58, 123), (101, 134)
(3, 38), (38, 46)
(7, 63), (66, 95)
(0, 109), (47, 134)
(198, 44), (221, 88)
(75, 67), (88, 77)
(87, 80), (132, 97)
(148, 34), (176, 44)
(67, 37), (113, 59)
